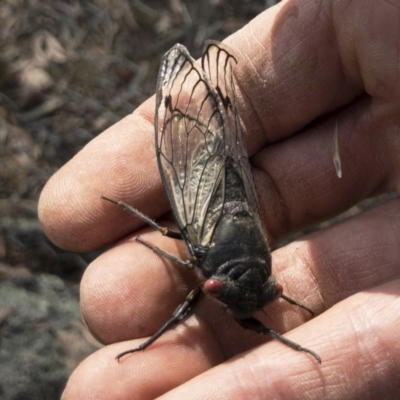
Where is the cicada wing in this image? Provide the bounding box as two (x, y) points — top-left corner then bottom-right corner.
(201, 41), (263, 224)
(155, 44), (227, 252)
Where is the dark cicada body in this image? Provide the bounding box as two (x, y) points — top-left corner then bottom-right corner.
(102, 41), (320, 363)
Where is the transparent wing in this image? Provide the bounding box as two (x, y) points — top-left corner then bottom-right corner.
(155, 42), (261, 253)
(202, 41), (262, 222)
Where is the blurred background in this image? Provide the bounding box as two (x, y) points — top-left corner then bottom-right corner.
(0, 1), (277, 398)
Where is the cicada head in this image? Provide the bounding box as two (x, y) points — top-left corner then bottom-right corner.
(203, 260), (283, 319)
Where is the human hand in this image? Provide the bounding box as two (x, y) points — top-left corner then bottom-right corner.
(39, 0), (400, 399)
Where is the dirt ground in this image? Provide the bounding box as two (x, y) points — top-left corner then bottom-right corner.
(0, 1), (396, 399)
(0, 1), (275, 399)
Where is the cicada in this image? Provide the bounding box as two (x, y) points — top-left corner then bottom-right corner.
(102, 41), (321, 363)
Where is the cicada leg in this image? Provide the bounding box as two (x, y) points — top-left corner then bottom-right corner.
(116, 287), (203, 361)
(101, 195), (182, 239)
(235, 317), (321, 364)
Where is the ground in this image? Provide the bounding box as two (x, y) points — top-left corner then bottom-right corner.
(0, 1), (274, 399)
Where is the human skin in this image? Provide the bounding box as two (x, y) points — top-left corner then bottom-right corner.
(38, 0), (400, 399)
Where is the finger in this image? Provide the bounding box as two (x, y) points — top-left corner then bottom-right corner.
(63, 278), (400, 400)
(158, 280), (400, 400)
(274, 198), (400, 311)
(228, 0), (400, 240)
(229, 0), (400, 150)
(38, 98), (167, 252)
(80, 225), (198, 344)
(39, 2), (399, 251)
(252, 97), (400, 242)
(61, 318), (223, 400)
(81, 199), (400, 353)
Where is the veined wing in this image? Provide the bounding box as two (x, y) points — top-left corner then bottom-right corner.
(155, 42), (261, 253)
(201, 41), (262, 223)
